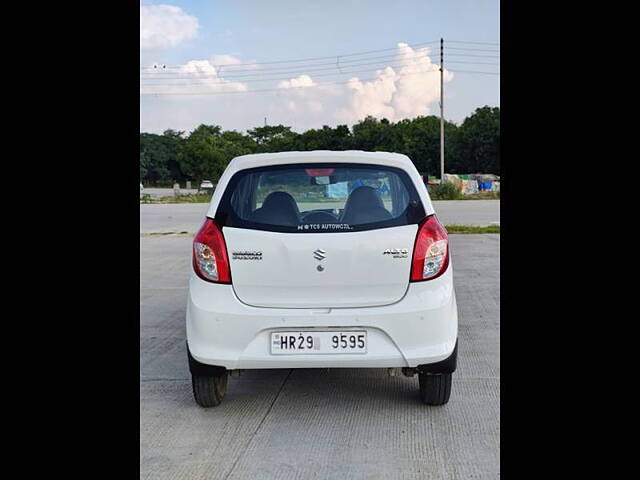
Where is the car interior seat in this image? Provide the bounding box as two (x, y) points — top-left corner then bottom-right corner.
(340, 186), (392, 225)
(252, 191), (301, 226)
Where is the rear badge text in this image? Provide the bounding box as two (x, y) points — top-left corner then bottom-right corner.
(383, 248), (409, 259)
(232, 251), (263, 260)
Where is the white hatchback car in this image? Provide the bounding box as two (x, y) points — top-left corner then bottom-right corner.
(186, 151), (458, 407)
(200, 180), (214, 191)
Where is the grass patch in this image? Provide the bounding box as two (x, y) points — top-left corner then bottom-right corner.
(445, 224), (500, 234)
(140, 193), (212, 204)
(428, 184), (500, 201)
(459, 191), (500, 200)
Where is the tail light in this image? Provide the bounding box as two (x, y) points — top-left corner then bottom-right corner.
(410, 215), (449, 282)
(192, 219), (231, 284)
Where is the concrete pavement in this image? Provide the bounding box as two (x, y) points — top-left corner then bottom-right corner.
(140, 234), (500, 479)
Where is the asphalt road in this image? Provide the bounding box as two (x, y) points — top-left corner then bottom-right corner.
(140, 234), (500, 479)
(140, 200), (500, 233)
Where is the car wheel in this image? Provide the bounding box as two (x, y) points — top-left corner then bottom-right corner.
(418, 372), (452, 405)
(192, 371), (228, 407)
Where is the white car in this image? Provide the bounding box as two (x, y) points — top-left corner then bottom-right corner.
(200, 180), (214, 190)
(186, 151), (458, 407)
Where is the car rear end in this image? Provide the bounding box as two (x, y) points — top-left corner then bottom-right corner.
(186, 151), (458, 406)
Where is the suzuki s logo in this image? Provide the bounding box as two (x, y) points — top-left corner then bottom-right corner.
(313, 248), (326, 261)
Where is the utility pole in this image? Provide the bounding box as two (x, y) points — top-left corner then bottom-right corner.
(440, 38), (445, 183)
(264, 117), (267, 126)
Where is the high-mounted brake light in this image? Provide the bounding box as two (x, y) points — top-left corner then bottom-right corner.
(410, 215), (449, 282)
(305, 168), (335, 177)
(192, 219), (231, 284)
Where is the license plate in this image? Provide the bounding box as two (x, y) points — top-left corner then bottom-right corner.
(270, 331), (367, 355)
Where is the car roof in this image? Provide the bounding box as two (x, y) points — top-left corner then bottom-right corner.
(227, 150), (414, 171)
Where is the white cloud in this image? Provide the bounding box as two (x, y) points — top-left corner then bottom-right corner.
(140, 60), (248, 95)
(272, 43), (452, 125)
(209, 54), (260, 74)
(343, 66), (398, 120)
(341, 43), (453, 122)
(389, 43), (454, 118)
(278, 74), (315, 89)
(140, 4), (199, 50)
(140, 43), (456, 133)
(210, 54), (243, 66)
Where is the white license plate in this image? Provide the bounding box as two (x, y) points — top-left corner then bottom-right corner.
(270, 331), (367, 355)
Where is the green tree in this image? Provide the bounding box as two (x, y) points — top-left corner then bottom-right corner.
(161, 129), (187, 181)
(139, 130), (185, 185)
(177, 125), (254, 183)
(140, 152), (149, 181)
(139, 106), (499, 181)
(291, 125), (349, 151)
(453, 106), (500, 174)
(394, 116), (459, 176)
(247, 124), (298, 152)
(247, 125), (292, 145)
(352, 116), (399, 152)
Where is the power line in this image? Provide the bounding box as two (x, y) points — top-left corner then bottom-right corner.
(445, 47), (500, 53)
(444, 60), (500, 66)
(448, 70), (500, 75)
(141, 65), (499, 87)
(141, 69), (441, 96)
(140, 51), (499, 82)
(447, 40), (500, 46)
(140, 52), (432, 79)
(441, 53), (499, 58)
(141, 51), (436, 76)
(140, 68), (499, 96)
(141, 61), (442, 86)
(140, 40), (440, 71)
(141, 55), (440, 83)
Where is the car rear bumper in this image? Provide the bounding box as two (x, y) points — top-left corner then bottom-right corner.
(186, 266), (458, 370)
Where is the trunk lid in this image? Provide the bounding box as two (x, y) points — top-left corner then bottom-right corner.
(225, 225), (417, 308)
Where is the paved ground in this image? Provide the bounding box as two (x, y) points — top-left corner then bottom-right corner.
(140, 200), (500, 233)
(433, 200), (500, 227)
(140, 234), (500, 479)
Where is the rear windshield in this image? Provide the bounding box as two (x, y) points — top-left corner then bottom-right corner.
(215, 163), (425, 233)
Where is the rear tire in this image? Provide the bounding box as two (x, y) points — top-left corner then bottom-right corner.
(418, 372), (452, 405)
(192, 371), (228, 408)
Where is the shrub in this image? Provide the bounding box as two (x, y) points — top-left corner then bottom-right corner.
(428, 182), (463, 200)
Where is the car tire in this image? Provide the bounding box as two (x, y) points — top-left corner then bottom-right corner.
(418, 372), (452, 405)
(192, 371), (228, 408)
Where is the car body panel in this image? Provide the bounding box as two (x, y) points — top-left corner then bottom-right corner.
(187, 150), (457, 371)
(225, 224), (417, 308)
(187, 262), (457, 370)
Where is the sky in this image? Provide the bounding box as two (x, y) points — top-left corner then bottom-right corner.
(140, 0), (499, 134)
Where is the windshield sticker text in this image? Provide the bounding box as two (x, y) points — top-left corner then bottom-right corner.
(297, 224), (354, 231)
